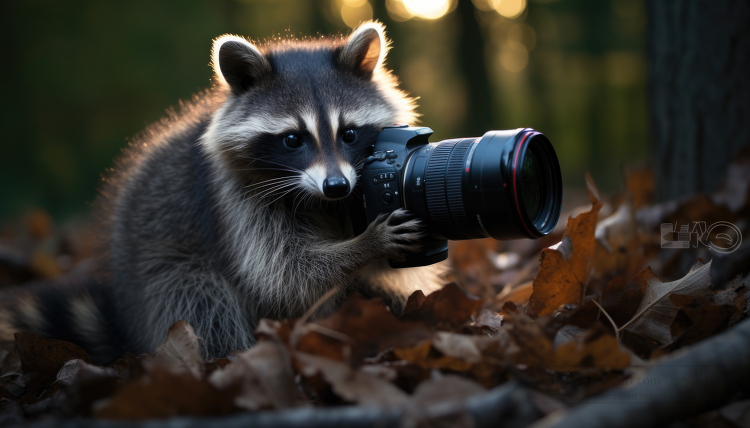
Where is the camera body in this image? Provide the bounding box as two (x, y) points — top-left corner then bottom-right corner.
(359, 125), (448, 268)
(356, 124), (563, 270)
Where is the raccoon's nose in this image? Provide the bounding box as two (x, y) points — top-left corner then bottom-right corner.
(323, 176), (350, 199)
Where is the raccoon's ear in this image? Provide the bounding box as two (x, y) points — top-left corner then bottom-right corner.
(339, 22), (387, 78)
(212, 35), (271, 94)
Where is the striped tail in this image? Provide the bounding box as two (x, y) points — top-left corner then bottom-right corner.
(0, 264), (127, 365)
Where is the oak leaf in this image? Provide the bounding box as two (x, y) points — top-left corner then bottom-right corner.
(295, 352), (408, 408)
(209, 341), (296, 411)
(145, 320), (204, 379)
(622, 261), (712, 344)
(528, 173), (603, 316)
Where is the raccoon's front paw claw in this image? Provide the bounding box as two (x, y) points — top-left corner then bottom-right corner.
(370, 209), (427, 259)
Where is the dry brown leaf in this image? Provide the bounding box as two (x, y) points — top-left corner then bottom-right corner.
(145, 320), (203, 379)
(504, 313), (553, 367)
(209, 340), (296, 411)
(295, 352), (408, 408)
(399, 283), (483, 330)
(296, 295), (431, 362)
(550, 330), (631, 370)
(623, 261), (712, 344)
(528, 173), (603, 316)
(668, 294), (737, 348)
(94, 367), (239, 420)
(393, 340), (473, 371)
(494, 280), (533, 307)
(14, 332), (92, 393)
(471, 309), (503, 334)
(402, 290), (427, 314)
(600, 268), (654, 326)
(593, 198), (644, 277)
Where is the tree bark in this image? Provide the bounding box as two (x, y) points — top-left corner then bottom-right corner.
(649, 0), (750, 201)
(455, 0), (494, 136)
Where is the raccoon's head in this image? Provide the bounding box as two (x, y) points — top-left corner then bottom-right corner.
(202, 22), (417, 205)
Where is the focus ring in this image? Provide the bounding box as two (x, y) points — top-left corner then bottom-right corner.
(444, 140), (473, 239)
(424, 142), (456, 237)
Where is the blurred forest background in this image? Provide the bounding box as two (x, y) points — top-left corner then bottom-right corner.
(0, 0), (647, 223)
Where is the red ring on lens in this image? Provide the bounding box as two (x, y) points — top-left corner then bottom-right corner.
(512, 132), (536, 237)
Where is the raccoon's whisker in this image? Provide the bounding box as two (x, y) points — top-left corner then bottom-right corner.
(253, 182), (298, 200)
(291, 191), (307, 218)
(237, 166), (301, 174)
(250, 185), (295, 202)
(245, 177), (298, 190)
(239, 156), (304, 173)
(259, 186), (300, 209)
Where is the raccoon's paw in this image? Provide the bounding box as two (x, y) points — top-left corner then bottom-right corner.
(367, 209), (427, 260)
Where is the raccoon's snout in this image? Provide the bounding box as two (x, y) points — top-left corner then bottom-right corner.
(323, 176), (350, 199)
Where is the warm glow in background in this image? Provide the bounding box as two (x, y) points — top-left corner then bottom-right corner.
(0, 0), (647, 221)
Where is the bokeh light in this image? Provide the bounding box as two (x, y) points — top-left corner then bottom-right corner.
(491, 0), (526, 19)
(499, 40), (529, 72)
(341, 0), (369, 7)
(340, 1), (373, 28)
(386, 0), (454, 21)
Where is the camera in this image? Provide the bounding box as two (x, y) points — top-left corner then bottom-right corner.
(355, 125), (563, 268)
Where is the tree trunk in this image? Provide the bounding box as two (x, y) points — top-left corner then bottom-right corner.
(649, 0), (750, 201)
(455, 0), (494, 136)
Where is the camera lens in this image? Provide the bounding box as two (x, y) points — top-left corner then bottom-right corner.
(521, 150), (542, 221)
(401, 128), (562, 241)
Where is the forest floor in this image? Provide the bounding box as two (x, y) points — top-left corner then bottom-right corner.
(1, 158), (750, 426)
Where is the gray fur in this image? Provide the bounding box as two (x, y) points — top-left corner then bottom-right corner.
(3, 23), (445, 362)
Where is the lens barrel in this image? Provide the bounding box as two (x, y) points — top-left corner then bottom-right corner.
(402, 128), (562, 241)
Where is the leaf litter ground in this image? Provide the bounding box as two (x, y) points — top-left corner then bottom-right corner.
(1, 160), (750, 425)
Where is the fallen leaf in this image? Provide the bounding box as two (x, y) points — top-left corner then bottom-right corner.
(402, 290), (426, 314)
(593, 198), (644, 277)
(145, 320), (203, 378)
(295, 352), (408, 408)
(296, 295), (431, 362)
(106, 352), (144, 380)
(623, 261), (713, 344)
(14, 332), (92, 393)
(393, 340), (473, 371)
(432, 332), (483, 364)
(504, 312), (553, 368)
(668, 294), (736, 348)
(94, 367), (239, 420)
(399, 283), (482, 330)
(550, 327), (631, 370)
(471, 309), (503, 334)
(494, 280), (533, 307)
(528, 173), (603, 316)
(600, 268), (654, 326)
(209, 340), (296, 410)
(55, 359), (84, 386)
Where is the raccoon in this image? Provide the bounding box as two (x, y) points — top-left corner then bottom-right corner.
(0, 22), (447, 364)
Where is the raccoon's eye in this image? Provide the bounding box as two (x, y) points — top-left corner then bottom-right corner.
(283, 133), (303, 149)
(343, 129), (357, 144)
